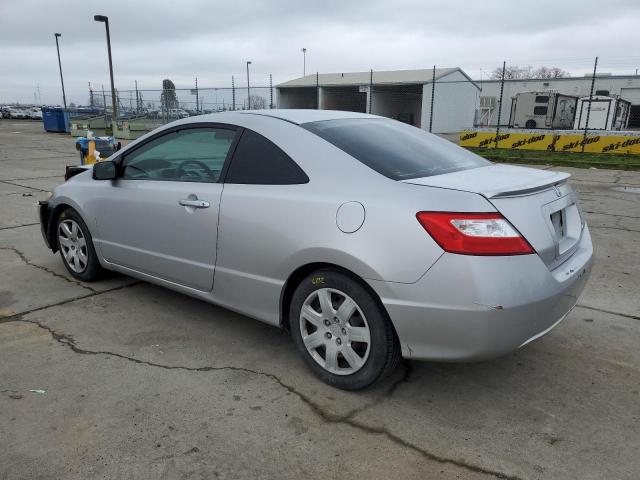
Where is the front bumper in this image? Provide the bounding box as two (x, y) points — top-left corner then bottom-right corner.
(369, 225), (594, 362)
(38, 200), (54, 251)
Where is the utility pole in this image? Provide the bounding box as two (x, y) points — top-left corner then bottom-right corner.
(582, 56), (598, 153)
(94, 15), (117, 121)
(54, 33), (67, 108)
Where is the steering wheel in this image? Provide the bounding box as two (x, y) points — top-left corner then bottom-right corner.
(175, 160), (215, 181)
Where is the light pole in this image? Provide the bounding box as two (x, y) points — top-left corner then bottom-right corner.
(94, 15), (117, 121)
(54, 33), (67, 108)
(301, 48), (307, 76)
(246, 61), (252, 109)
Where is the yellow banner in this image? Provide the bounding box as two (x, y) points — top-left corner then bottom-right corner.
(460, 130), (640, 155)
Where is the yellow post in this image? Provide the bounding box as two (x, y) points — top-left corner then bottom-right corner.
(86, 138), (97, 164)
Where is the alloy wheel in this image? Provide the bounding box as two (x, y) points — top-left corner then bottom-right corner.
(58, 219), (88, 273)
(299, 288), (371, 375)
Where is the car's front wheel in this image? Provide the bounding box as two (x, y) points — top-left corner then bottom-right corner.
(56, 208), (104, 282)
(290, 269), (400, 390)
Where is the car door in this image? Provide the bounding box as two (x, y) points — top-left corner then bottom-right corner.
(214, 128), (310, 323)
(94, 125), (238, 291)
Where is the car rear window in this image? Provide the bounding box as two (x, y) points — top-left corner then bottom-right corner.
(302, 118), (490, 180)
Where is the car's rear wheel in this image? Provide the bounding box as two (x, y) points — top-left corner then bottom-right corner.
(57, 208), (104, 282)
(290, 269), (400, 390)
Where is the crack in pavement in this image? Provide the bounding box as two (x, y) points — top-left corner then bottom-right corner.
(584, 211), (640, 220)
(576, 304), (640, 321)
(588, 225), (640, 233)
(0, 281), (140, 322)
(8, 316), (521, 480)
(0, 179), (49, 192)
(0, 223), (39, 231)
(8, 175), (64, 181)
(0, 246), (98, 293)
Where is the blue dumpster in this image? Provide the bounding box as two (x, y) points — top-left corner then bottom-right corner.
(42, 108), (71, 133)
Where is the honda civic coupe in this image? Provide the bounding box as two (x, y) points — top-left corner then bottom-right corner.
(39, 110), (593, 389)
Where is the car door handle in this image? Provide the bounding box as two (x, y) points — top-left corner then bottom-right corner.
(179, 199), (210, 208)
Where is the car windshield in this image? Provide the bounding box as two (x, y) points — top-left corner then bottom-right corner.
(302, 118), (490, 180)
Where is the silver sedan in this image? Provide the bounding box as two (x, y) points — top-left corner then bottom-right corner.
(39, 110), (593, 389)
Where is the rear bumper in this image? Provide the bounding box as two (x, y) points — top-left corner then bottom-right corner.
(369, 225), (593, 362)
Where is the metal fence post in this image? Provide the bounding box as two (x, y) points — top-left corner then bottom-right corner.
(495, 61), (506, 149)
(195, 77), (199, 114)
(134, 80), (139, 114)
(429, 65), (436, 132)
(269, 73), (273, 109)
(316, 72), (320, 109)
(582, 56), (598, 153)
(101, 84), (107, 119)
(232, 75), (236, 111)
(369, 69), (373, 114)
(89, 82), (94, 109)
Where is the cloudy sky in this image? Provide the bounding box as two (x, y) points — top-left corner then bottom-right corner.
(1, 0), (640, 105)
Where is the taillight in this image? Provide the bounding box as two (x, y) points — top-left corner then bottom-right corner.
(416, 212), (534, 256)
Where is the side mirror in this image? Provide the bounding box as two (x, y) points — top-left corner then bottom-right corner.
(92, 160), (117, 180)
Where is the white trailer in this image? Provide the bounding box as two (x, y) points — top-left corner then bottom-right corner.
(573, 94), (631, 130)
(509, 92), (577, 129)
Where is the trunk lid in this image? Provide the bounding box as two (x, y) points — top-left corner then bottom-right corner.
(403, 164), (585, 268)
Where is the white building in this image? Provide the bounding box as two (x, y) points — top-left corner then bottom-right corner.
(476, 74), (640, 128)
(276, 68), (479, 134)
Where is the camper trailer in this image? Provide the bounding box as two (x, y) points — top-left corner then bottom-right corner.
(573, 94), (631, 131)
(509, 92), (577, 129)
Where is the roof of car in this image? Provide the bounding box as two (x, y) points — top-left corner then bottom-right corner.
(188, 109), (378, 126)
(240, 109), (378, 125)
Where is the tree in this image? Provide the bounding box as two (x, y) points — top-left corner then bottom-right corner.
(160, 79), (178, 110)
(490, 65), (569, 80)
(248, 95), (266, 110)
(533, 66), (569, 79)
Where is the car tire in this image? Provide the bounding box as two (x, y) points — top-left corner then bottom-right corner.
(290, 269), (401, 390)
(56, 208), (104, 282)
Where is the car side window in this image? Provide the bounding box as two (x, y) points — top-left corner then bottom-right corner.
(123, 127), (236, 183)
(224, 129), (309, 185)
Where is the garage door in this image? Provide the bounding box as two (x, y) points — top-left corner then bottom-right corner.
(621, 89), (640, 128)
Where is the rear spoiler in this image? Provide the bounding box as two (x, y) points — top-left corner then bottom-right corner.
(402, 165), (571, 199)
(487, 172), (570, 198)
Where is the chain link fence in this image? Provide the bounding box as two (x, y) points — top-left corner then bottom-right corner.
(23, 57), (639, 150)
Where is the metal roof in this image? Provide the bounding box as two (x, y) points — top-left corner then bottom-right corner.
(277, 68), (462, 88)
(476, 74), (640, 83)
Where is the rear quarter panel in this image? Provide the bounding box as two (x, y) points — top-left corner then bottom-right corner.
(213, 118), (497, 324)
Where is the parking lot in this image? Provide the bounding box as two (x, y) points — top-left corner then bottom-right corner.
(1, 120), (639, 479)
